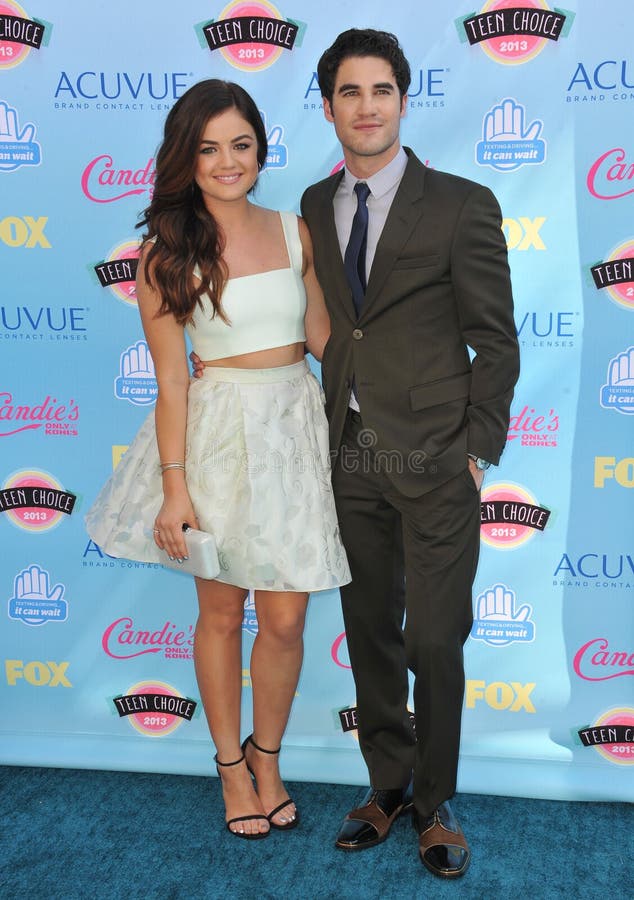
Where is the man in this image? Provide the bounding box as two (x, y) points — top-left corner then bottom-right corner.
(301, 29), (519, 878)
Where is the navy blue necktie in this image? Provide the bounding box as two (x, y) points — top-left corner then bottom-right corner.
(344, 182), (371, 317)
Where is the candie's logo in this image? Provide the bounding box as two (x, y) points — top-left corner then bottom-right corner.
(94, 240), (140, 304)
(577, 708), (634, 766)
(574, 639), (634, 682)
(0, 469), (76, 531)
(590, 240), (634, 311)
(507, 403), (559, 447)
(331, 631), (351, 669)
(112, 681), (197, 737)
(457, 1), (572, 66)
(81, 155), (155, 204)
(587, 148), (634, 201)
(0, 1), (50, 70)
(195, 1), (304, 72)
(480, 483), (550, 549)
(600, 348), (634, 415)
(0, 391), (79, 437)
(102, 617), (194, 661)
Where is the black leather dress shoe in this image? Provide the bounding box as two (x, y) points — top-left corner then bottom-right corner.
(413, 800), (470, 878)
(335, 782), (414, 850)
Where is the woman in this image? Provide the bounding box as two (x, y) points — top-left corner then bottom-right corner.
(85, 80), (350, 839)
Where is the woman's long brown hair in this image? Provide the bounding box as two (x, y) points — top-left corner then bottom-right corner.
(138, 79), (268, 324)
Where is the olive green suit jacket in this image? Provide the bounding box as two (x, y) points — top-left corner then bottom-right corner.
(301, 149), (520, 497)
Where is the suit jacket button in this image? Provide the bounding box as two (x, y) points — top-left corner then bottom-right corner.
(352, 328), (363, 340)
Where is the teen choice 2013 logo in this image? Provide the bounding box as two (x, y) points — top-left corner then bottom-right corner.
(0, 469), (76, 532)
(590, 239), (634, 313)
(112, 681), (198, 737)
(0, 1), (50, 70)
(480, 482), (550, 549)
(93, 239), (141, 306)
(457, 1), (573, 66)
(196, 1), (305, 72)
(578, 708), (634, 766)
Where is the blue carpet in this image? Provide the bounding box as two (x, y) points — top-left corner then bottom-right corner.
(0, 766), (630, 899)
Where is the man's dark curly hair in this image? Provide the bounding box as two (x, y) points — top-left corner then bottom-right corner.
(317, 29), (411, 104)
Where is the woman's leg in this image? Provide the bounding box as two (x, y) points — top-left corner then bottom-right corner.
(246, 590), (309, 825)
(194, 577), (268, 836)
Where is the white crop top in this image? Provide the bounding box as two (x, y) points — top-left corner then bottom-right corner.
(186, 210), (307, 361)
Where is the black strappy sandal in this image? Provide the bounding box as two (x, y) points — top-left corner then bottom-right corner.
(241, 734), (299, 831)
(214, 752), (269, 840)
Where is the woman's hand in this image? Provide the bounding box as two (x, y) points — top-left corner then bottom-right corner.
(153, 489), (199, 561)
(189, 350), (205, 378)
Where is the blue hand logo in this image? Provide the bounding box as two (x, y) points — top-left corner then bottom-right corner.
(600, 346), (634, 415)
(476, 98), (546, 172)
(0, 101), (41, 172)
(242, 591), (259, 635)
(260, 112), (287, 169)
(121, 340), (155, 379)
(115, 340), (158, 406)
(471, 584), (534, 646)
(9, 564), (68, 626)
(484, 98), (542, 143)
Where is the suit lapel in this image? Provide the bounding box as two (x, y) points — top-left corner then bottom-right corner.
(318, 171), (359, 322)
(361, 152), (427, 320)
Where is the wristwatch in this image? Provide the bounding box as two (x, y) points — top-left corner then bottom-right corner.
(468, 454), (491, 471)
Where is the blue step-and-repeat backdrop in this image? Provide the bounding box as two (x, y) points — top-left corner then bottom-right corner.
(1, 0), (632, 801)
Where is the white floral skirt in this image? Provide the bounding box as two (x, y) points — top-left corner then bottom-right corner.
(85, 359), (350, 592)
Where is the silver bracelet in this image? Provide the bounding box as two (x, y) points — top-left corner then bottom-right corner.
(159, 462), (185, 472)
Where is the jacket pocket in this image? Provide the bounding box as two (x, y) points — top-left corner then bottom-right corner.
(409, 372), (471, 411)
(393, 254), (440, 270)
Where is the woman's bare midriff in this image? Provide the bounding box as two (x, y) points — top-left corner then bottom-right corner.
(201, 341), (306, 369)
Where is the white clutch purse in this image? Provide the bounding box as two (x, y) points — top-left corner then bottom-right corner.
(162, 525), (220, 580)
